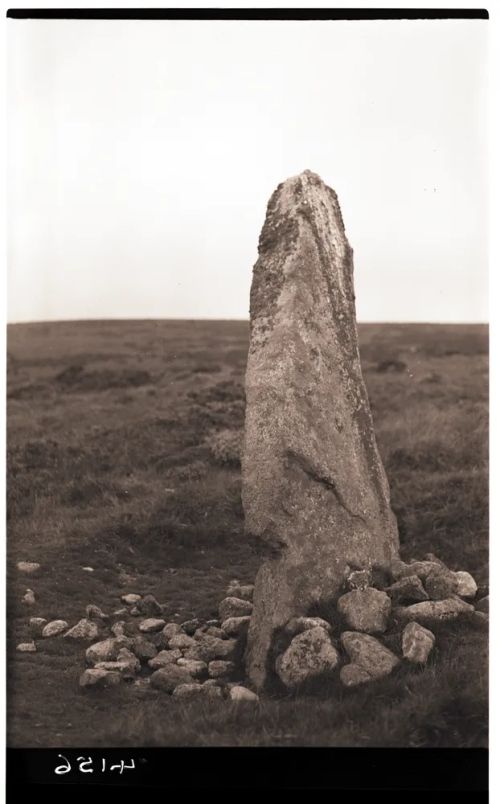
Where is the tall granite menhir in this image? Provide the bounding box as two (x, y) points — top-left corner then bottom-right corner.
(242, 170), (400, 689)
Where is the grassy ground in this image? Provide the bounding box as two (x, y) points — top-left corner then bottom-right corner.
(6, 320), (488, 747)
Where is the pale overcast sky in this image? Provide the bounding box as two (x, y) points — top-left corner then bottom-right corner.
(7, 18), (488, 323)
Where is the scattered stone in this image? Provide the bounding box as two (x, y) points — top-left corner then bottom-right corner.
(208, 660), (235, 678)
(424, 567), (458, 600)
(149, 631), (168, 650)
(42, 620), (69, 638)
(229, 685), (259, 703)
(337, 588), (391, 633)
(454, 571), (478, 598)
(283, 617), (332, 636)
(476, 596), (489, 614)
(340, 632), (399, 681)
(64, 619), (99, 642)
(391, 560), (442, 582)
(130, 607), (140, 616)
(86, 637), (131, 665)
(131, 636), (158, 661)
(202, 684), (225, 700)
(17, 561), (40, 574)
(347, 569), (372, 590)
(113, 608), (128, 617)
(17, 642), (36, 652)
(183, 636), (237, 663)
(148, 649), (182, 669)
(22, 589), (36, 606)
(86, 604), (109, 621)
(138, 618), (166, 634)
(221, 616), (251, 637)
(137, 594), (163, 617)
(177, 658), (207, 678)
(219, 597), (253, 621)
(172, 683), (203, 699)
(204, 626), (226, 639)
(385, 575), (429, 604)
(168, 633), (196, 650)
(402, 622), (435, 664)
(121, 594), (142, 605)
(163, 622), (182, 640)
(29, 617), (47, 636)
(206, 619), (220, 627)
(79, 669), (121, 689)
(150, 665), (195, 693)
(111, 621), (126, 637)
(394, 598), (474, 624)
(181, 618), (201, 636)
(82, 566), (94, 573)
(276, 627), (340, 688)
(116, 647), (141, 674)
(339, 664), (373, 687)
(227, 583), (254, 601)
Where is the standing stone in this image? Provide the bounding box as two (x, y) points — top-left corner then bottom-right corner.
(242, 171), (399, 689)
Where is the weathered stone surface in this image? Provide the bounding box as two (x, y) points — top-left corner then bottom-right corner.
(22, 589), (36, 606)
(121, 594), (142, 605)
(86, 604), (108, 621)
(172, 683), (203, 699)
(208, 660), (235, 678)
(131, 636), (158, 661)
(177, 658), (208, 678)
(242, 171), (399, 689)
(227, 582), (255, 601)
(385, 575), (429, 603)
(402, 622), (435, 664)
(29, 617), (47, 636)
(17, 641), (37, 653)
(346, 569), (372, 590)
(337, 588), (391, 633)
(275, 626), (340, 688)
(339, 663), (373, 687)
(137, 594), (163, 616)
(221, 616), (251, 637)
(229, 685), (259, 702)
(168, 633), (196, 650)
(79, 669), (121, 689)
(86, 636), (131, 665)
(391, 560), (441, 582)
(163, 622), (182, 640)
(138, 618), (165, 633)
(283, 616), (332, 636)
(148, 649), (182, 669)
(42, 620), (69, 638)
(183, 637), (237, 663)
(17, 561), (40, 574)
(340, 632), (399, 679)
(394, 598), (474, 624)
(64, 619), (99, 642)
(454, 571), (478, 598)
(219, 597), (253, 621)
(423, 567), (458, 600)
(181, 618), (201, 635)
(150, 665), (194, 693)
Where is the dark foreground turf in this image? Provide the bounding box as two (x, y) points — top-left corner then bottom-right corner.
(7, 320), (488, 747)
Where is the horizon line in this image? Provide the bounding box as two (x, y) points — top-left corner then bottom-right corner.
(6, 316), (489, 327)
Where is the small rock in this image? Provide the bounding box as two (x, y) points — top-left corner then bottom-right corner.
(229, 685), (259, 702)
(177, 658), (208, 678)
(454, 571), (478, 598)
(79, 669), (121, 689)
(340, 632), (399, 680)
(208, 660), (235, 678)
(121, 594), (142, 605)
(86, 636), (131, 665)
(86, 604), (109, 621)
(113, 608), (128, 616)
(42, 620), (69, 638)
(393, 598), (474, 624)
(276, 627), (340, 688)
(424, 567), (458, 600)
(64, 619), (99, 642)
(22, 589), (36, 606)
(227, 583), (254, 601)
(206, 619), (220, 627)
(202, 684), (225, 700)
(402, 622), (435, 664)
(181, 618), (201, 636)
(29, 617), (47, 636)
(337, 588), (391, 633)
(218, 597), (253, 621)
(117, 572), (137, 587)
(204, 626), (226, 639)
(163, 622), (182, 640)
(221, 616), (251, 637)
(130, 607), (140, 616)
(476, 596), (489, 614)
(17, 642), (36, 653)
(172, 683), (203, 699)
(82, 566), (94, 573)
(138, 618), (166, 633)
(183, 636), (237, 663)
(131, 636), (158, 661)
(423, 553), (447, 567)
(339, 664), (373, 687)
(137, 594), (163, 617)
(346, 569), (372, 590)
(116, 647), (141, 674)
(391, 559), (442, 582)
(283, 617), (332, 636)
(168, 633), (197, 650)
(385, 575), (429, 603)
(150, 665), (195, 693)
(17, 561), (40, 574)
(111, 621), (127, 637)
(148, 649), (182, 669)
